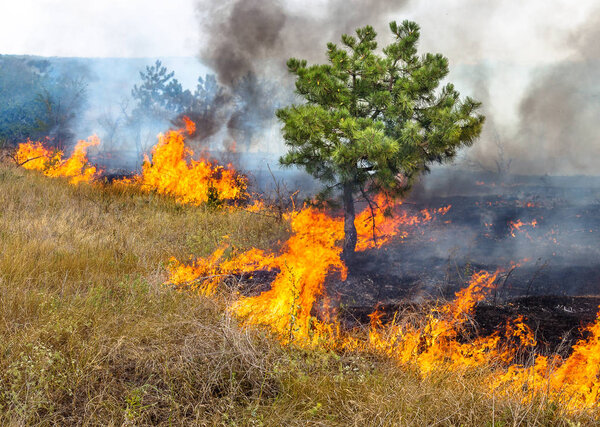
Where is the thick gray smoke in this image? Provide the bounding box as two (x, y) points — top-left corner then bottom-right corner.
(196, 0), (600, 178)
(197, 0), (408, 84)
(198, 0), (286, 87)
(195, 0), (409, 154)
(463, 7), (600, 176)
(512, 61), (600, 175)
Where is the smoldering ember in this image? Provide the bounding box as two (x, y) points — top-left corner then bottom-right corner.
(1, 1), (600, 425)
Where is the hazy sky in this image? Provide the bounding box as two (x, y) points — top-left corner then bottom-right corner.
(2, 0), (599, 174)
(0, 0), (199, 57)
(1, 0), (597, 63)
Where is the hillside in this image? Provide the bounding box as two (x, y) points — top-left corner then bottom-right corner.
(1, 155), (599, 425)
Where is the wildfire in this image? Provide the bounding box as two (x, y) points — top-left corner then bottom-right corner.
(124, 121), (247, 205)
(16, 117), (247, 205)
(364, 270), (539, 372)
(167, 198), (600, 411)
(508, 218), (538, 237)
(493, 306), (600, 410)
(15, 119), (600, 413)
(166, 198), (450, 344)
(16, 137), (100, 184)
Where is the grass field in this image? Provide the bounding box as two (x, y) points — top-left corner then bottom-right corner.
(0, 159), (596, 425)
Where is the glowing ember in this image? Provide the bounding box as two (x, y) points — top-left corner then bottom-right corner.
(354, 194), (450, 251)
(508, 218), (538, 237)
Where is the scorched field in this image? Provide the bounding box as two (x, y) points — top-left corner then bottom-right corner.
(1, 122), (599, 426)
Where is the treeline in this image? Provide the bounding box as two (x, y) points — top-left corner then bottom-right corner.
(0, 56), (231, 153)
(0, 55), (86, 149)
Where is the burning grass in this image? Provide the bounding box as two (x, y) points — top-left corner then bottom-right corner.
(14, 116), (248, 207)
(4, 127), (600, 424)
(15, 136), (100, 184)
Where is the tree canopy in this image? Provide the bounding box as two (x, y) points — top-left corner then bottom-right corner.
(277, 21), (485, 257)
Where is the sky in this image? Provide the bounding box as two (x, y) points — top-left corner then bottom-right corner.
(0, 0), (595, 62)
(0, 0), (199, 58)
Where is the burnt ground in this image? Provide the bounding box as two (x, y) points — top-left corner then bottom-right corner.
(326, 173), (600, 353)
(339, 296), (600, 356)
(330, 173), (600, 304)
(227, 173), (600, 353)
(475, 296), (600, 354)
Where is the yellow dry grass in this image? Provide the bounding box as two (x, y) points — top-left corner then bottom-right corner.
(0, 159), (597, 425)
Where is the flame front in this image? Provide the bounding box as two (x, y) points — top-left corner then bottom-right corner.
(132, 124), (247, 205)
(166, 195), (600, 410)
(16, 137), (100, 184)
(167, 199), (449, 345)
(15, 120), (600, 413)
(494, 307), (600, 410)
(16, 118), (247, 204)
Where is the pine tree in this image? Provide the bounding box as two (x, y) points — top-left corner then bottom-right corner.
(277, 21), (485, 259)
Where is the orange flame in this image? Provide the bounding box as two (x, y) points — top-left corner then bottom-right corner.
(362, 270), (536, 373)
(132, 126), (247, 205)
(167, 198), (449, 345)
(16, 118), (247, 205)
(17, 120), (600, 412)
(494, 307), (600, 410)
(16, 137), (100, 184)
(508, 218), (538, 237)
(182, 115), (196, 134)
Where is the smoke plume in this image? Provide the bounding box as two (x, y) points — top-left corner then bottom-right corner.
(194, 0), (600, 176)
(463, 6), (600, 176)
(195, 0), (409, 152)
(197, 0), (408, 84)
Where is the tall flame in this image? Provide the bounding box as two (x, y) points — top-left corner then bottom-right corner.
(494, 306), (600, 410)
(132, 124), (247, 205)
(166, 192), (600, 410)
(16, 118), (247, 204)
(15, 120), (600, 412)
(166, 199), (450, 344)
(16, 137), (100, 184)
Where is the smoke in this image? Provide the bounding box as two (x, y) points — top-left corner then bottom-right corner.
(461, 6), (600, 176)
(198, 0), (408, 83)
(196, 0), (600, 177)
(509, 9), (600, 176)
(512, 62), (600, 175)
(198, 0), (286, 87)
(195, 0), (409, 153)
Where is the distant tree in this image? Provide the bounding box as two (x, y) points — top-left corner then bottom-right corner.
(131, 60), (189, 120)
(180, 74), (230, 141)
(0, 56), (87, 149)
(131, 61), (229, 143)
(35, 76), (87, 151)
(468, 126), (513, 176)
(194, 74), (222, 108)
(277, 21), (485, 259)
(0, 57), (49, 146)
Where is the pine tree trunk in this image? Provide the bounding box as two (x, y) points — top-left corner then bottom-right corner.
(342, 182), (357, 261)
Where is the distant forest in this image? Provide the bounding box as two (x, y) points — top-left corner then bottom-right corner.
(0, 55), (87, 149)
(0, 55), (226, 153)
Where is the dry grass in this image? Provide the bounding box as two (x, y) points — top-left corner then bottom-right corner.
(0, 161), (597, 425)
